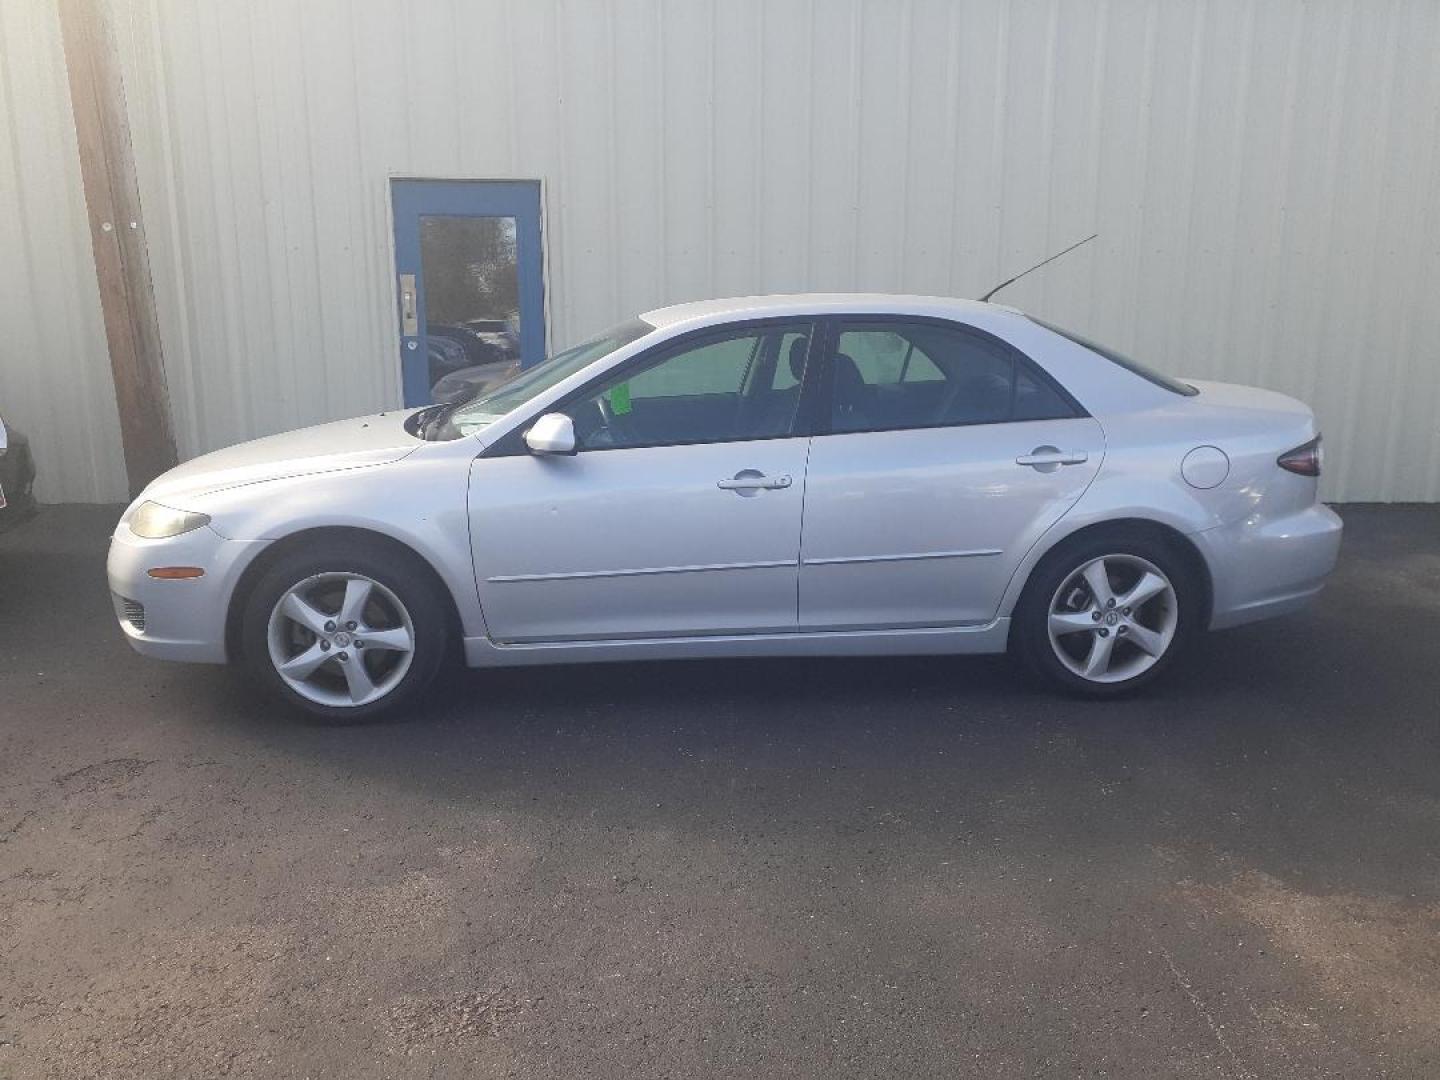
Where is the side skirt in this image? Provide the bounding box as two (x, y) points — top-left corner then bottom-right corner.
(463, 619), (1011, 668)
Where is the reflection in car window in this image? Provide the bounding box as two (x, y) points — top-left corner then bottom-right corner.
(830, 320), (1076, 434)
(436, 319), (653, 439)
(1013, 365), (1075, 421)
(843, 330), (944, 385)
(565, 324), (813, 451)
(770, 330), (809, 391)
(626, 336), (760, 399)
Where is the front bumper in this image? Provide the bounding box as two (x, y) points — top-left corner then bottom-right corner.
(1198, 503), (1344, 630)
(106, 520), (261, 663)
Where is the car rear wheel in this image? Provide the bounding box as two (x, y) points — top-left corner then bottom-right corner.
(240, 541), (449, 722)
(1014, 532), (1198, 697)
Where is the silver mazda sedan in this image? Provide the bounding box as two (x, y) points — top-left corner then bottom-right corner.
(108, 295), (1341, 720)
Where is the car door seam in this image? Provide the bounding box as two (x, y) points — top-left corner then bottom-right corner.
(794, 434), (815, 625)
(802, 549), (1003, 567)
(995, 419), (1111, 618)
(486, 558), (798, 583)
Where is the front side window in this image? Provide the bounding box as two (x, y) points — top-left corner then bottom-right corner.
(564, 323), (814, 450)
(829, 320), (1076, 434)
(435, 318), (654, 439)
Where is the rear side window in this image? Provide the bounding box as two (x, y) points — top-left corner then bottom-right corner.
(1014, 365), (1077, 421)
(1028, 316), (1198, 396)
(828, 319), (1080, 434)
(842, 329), (945, 385)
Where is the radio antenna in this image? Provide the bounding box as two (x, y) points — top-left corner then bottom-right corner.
(978, 233), (1098, 303)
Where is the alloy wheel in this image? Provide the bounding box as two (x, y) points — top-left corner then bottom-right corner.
(1046, 554), (1178, 684)
(266, 572), (416, 707)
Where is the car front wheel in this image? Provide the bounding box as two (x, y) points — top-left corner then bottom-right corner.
(1014, 532), (1199, 697)
(240, 540), (449, 722)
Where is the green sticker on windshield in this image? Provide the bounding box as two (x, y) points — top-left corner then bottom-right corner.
(608, 382), (632, 415)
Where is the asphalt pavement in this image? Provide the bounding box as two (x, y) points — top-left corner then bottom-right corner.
(1, 504), (1436, 1079)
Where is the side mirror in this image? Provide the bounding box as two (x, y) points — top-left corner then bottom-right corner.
(524, 412), (576, 456)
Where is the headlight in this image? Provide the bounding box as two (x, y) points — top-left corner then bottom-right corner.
(127, 501), (211, 539)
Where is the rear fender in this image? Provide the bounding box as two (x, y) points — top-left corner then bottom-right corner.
(995, 473), (1218, 620)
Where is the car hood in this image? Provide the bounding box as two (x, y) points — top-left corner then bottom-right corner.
(140, 411), (422, 505)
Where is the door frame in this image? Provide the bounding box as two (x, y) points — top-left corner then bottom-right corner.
(386, 176), (552, 407)
(478, 315), (832, 459)
(806, 313), (1091, 436)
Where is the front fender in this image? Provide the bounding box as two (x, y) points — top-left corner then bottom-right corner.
(192, 447), (488, 639)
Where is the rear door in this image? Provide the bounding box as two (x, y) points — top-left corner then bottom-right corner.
(798, 316), (1104, 630)
(470, 320), (818, 642)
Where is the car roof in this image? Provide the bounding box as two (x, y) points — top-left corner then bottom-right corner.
(639, 293), (1025, 330)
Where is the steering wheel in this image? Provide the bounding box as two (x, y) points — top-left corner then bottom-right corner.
(592, 393), (640, 448)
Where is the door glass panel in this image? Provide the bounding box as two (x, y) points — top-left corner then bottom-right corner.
(420, 215), (522, 402)
(627, 336), (759, 399)
(1013, 364), (1077, 421)
(565, 324), (812, 450)
(770, 330), (809, 390)
(832, 322), (1017, 433)
(843, 330), (912, 384)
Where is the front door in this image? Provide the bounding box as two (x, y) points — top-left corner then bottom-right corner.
(470, 321), (818, 643)
(798, 316), (1105, 630)
(391, 179), (546, 407)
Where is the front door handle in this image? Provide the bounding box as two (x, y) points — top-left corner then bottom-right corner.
(1016, 446), (1089, 471)
(717, 470), (793, 495)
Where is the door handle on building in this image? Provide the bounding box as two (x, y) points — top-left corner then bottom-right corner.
(398, 273), (418, 336)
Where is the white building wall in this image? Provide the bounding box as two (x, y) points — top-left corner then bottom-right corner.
(4, 0), (1439, 502)
(0, 0), (128, 503)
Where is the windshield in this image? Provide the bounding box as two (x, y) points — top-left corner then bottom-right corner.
(1027, 315), (1198, 396)
(432, 318), (654, 439)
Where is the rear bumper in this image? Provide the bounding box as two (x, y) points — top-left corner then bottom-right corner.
(1197, 503), (1343, 630)
(106, 521), (260, 663)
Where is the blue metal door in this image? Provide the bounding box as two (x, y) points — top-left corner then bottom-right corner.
(391, 179), (546, 407)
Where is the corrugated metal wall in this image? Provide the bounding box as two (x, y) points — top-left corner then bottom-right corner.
(5, 0), (1439, 501)
(0, 0), (128, 503)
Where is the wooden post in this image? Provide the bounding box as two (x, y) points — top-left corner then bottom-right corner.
(57, 0), (177, 496)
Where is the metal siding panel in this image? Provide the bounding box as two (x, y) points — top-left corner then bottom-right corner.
(506, 0), (565, 343)
(708, 0), (762, 298)
(994, 0), (1056, 312)
(756, 0), (813, 293)
(3, 0), (1425, 501)
(949, 2), (1009, 298)
(806, 0), (863, 293)
(554, 0), (619, 340)
(611, 0), (666, 313)
(853, 0), (909, 292)
(0, 0), (128, 503)
(898, 0), (950, 295)
(1386, 3), (1440, 500)
(658, 0), (716, 306)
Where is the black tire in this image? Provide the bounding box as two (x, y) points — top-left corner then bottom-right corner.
(1012, 529), (1201, 698)
(239, 538), (451, 723)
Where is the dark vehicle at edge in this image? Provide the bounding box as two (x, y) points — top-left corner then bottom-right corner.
(0, 413), (37, 531)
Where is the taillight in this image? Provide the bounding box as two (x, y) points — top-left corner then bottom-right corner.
(1278, 435), (1323, 477)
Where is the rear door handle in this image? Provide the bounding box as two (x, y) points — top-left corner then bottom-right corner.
(1016, 447), (1089, 470)
(717, 470), (792, 494)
